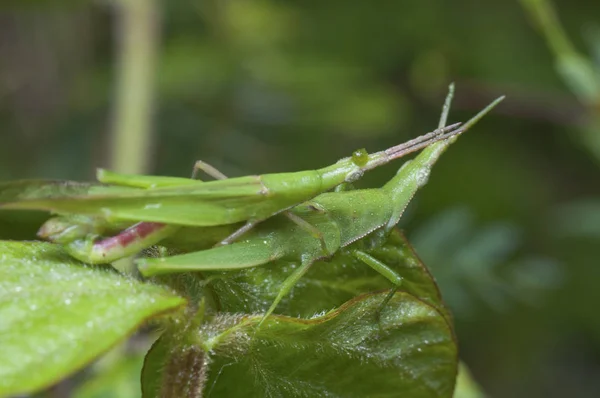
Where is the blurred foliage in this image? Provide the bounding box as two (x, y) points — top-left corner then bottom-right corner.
(454, 363), (487, 398)
(554, 199), (600, 238)
(520, 0), (600, 161)
(411, 207), (562, 316)
(72, 350), (145, 398)
(1, 0), (600, 397)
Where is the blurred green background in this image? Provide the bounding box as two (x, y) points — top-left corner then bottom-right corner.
(1, 0), (600, 397)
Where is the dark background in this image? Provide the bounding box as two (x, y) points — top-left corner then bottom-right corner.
(1, 0), (600, 397)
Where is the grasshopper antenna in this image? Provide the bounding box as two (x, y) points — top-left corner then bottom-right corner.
(381, 122), (464, 161)
(438, 83), (455, 129)
(386, 122), (461, 155)
(382, 93), (505, 162)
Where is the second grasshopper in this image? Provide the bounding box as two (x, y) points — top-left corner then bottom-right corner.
(135, 88), (503, 320)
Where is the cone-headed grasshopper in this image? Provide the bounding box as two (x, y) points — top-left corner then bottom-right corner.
(136, 88), (504, 320)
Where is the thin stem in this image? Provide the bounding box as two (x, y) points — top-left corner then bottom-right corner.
(110, 0), (160, 174)
(519, 0), (576, 57)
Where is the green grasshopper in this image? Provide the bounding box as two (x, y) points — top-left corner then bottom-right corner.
(27, 120), (466, 264)
(136, 88), (504, 321)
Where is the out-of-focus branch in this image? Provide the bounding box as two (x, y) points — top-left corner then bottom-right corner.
(519, 0), (600, 163)
(109, 0), (159, 174)
(519, 0), (600, 105)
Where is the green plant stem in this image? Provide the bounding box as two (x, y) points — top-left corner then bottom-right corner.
(520, 0), (600, 163)
(110, 0), (160, 174)
(519, 0), (575, 56)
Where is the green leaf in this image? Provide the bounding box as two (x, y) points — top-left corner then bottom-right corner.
(0, 241), (186, 396)
(142, 291), (457, 397)
(555, 199), (600, 239)
(141, 335), (171, 398)
(557, 55), (600, 104)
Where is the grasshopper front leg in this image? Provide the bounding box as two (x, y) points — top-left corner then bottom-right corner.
(350, 250), (403, 287)
(197, 161), (334, 256)
(189, 161), (266, 247)
(191, 160), (228, 180)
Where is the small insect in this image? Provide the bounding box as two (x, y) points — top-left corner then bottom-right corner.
(136, 89), (504, 321)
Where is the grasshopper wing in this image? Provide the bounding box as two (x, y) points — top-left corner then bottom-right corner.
(0, 171), (325, 227)
(0, 176), (270, 226)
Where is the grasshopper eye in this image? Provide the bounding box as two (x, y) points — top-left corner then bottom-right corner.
(351, 148), (369, 167)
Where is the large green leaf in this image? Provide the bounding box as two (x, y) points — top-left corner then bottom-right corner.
(142, 291), (457, 397)
(0, 241), (186, 397)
